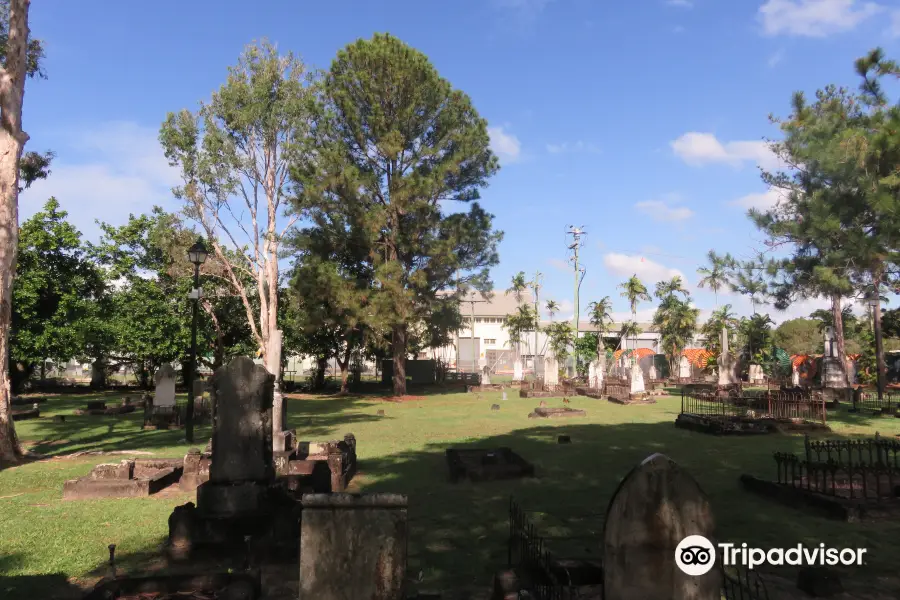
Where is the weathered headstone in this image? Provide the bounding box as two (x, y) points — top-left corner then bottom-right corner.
(748, 364), (765, 385)
(299, 493), (408, 600)
(717, 328), (738, 387)
(792, 366), (801, 386)
(604, 453), (721, 600)
(544, 355), (559, 387)
(649, 363), (658, 380)
(196, 357), (274, 517)
(679, 355), (691, 379)
(629, 360), (645, 395)
(153, 364), (176, 409)
(588, 360), (597, 387)
(482, 365), (492, 386)
(512, 359), (523, 382)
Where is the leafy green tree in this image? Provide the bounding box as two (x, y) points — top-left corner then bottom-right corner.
(652, 277), (698, 375)
(161, 41), (314, 425)
(504, 303), (538, 363)
(617, 321), (641, 352)
(545, 321), (574, 361)
(10, 198), (100, 390)
(772, 318), (822, 356)
(506, 272), (528, 304)
(700, 304), (739, 358)
(504, 271), (531, 360)
(292, 33), (501, 396)
(587, 297), (613, 357)
(738, 313), (775, 366)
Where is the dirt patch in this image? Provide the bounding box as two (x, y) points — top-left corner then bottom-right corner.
(378, 395), (426, 403)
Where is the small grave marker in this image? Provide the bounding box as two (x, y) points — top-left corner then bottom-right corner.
(377, 409), (385, 417)
(491, 404), (500, 411)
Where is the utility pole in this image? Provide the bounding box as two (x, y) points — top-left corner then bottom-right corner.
(567, 226), (586, 374)
(531, 271), (542, 371)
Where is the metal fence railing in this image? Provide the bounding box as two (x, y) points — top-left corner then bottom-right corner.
(509, 496), (768, 600)
(680, 391), (827, 426)
(853, 391), (900, 413)
(774, 434), (900, 501)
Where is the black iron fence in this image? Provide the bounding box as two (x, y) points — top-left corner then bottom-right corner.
(853, 390), (900, 413)
(774, 434), (900, 500)
(509, 497), (767, 600)
(680, 391), (826, 425)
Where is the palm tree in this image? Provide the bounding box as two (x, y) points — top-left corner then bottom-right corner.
(653, 292), (699, 375)
(506, 271), (529, 304)
(654, 275), (689, 302)
(618, 275), (651, 353)
(545, 299), (560, 323)
(696, 250), (734, 307)
(588, 296), (614, 356)
(617, 321), (641, 352)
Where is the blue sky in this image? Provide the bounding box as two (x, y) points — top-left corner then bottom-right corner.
(20, 0), (900, 324)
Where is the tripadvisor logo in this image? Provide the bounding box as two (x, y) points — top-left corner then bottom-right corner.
(675, 536), (868, 575)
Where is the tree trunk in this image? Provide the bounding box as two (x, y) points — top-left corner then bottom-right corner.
(90, 358), (107, 389)
(0, 0), (32, 465)
(392, 323), (407, 396)
(338, 344), (352, 395)
(831, 293), (848, 386)
(314, 356), (327, 391)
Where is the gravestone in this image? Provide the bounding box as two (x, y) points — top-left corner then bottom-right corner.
(679, 355), (691, 379)
(513, 359), (523, 382)
(792, 366), (801, 386)
(822, 326), (848, 389)
(299, 493), (408, 600)
(153, 365), (176, 410)
(604, 453), (721, 600)
(748, 364), (765, 385)
(197, 357), (274, 516)
(649, 363), (658, 380)
(192, 379), (205, 401)
(482, 365), (492, 386)
(717, 328), (738, 386)
(588, 360), (597, 387)
(629, 360), (645, 395)
(544, 355), (559, 387)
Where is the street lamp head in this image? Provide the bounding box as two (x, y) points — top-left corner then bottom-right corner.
(187, 239), (209, 266)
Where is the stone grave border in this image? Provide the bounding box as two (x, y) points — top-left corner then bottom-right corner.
(446, 447), (535, 483)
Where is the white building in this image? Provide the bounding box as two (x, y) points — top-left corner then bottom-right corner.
(434, 290), (664, 374)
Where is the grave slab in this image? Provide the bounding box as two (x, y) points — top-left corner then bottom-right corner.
(446, 448), (534, 483)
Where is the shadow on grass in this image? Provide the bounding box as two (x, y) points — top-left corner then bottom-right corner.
(0, 553), (84, 600)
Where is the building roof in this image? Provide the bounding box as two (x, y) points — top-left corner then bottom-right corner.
(454, 289), (535, 316)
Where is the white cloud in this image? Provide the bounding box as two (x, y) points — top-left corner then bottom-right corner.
(546, 257), (570, 272)
(671, 132), (780, 169)
(488, 126), (522, 164)
(611, 308), (656, 323)
(603, 253), (685, 285)
(546, 140), (600, 154)
(21, 121), (181, 240)
(890, 9), (900, 36)
(759, 0), (883, 37)
(729, 188), (789, 211)
(768, 49), (785, 67)
(491, 0), (553, 22)
(634, 195), (693, 223)
(665, 0), (693, 7)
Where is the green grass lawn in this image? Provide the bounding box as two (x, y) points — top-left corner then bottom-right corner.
(2, 387), (900, 599)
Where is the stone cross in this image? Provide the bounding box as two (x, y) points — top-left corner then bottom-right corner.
(604, 453), (721, 600)
(153, 364), (176, 409)
(207, 357), (274, 484)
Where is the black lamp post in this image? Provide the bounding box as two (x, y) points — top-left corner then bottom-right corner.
(186, 238), (208, 443)
(867, 292), (886, 403)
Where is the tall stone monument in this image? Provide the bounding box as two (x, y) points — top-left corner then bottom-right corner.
(792, 366), (801, 386)
(717, 328), (738, 387)
(629, 355), (645, 395)
(588, 360), (597, 387)
(604, 454), (721, 600)
(821, 326), (848, 388)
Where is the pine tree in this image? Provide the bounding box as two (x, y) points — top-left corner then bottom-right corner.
(293, 34), (501, 396)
